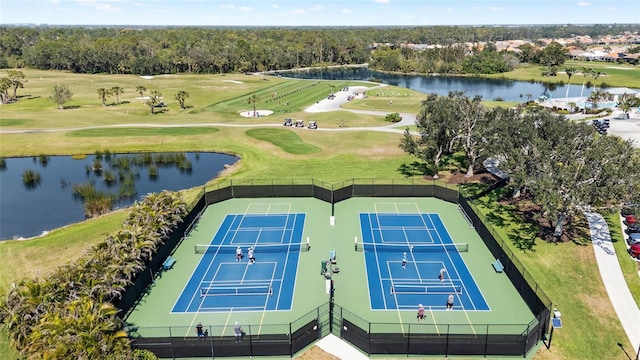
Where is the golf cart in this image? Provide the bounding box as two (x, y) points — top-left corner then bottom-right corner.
(295, 120), (304, 127)
(308, 121), (318, 129)
(283, 118), (293, 126)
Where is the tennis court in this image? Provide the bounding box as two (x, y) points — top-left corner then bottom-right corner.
(172, 206), (307, 313)
(358, 210), (489, 312)
(125, 195), (539, 358)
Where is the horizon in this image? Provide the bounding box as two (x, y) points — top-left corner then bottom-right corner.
(1, 0), (639, 27)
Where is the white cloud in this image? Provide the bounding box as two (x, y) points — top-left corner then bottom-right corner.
(577, 1), (591, 6)
(309, 5), (323, 11)
(341, 8), (352, 14)
(272, 4), (279, 8)
(290, 9), (305, 15)
(238, 6), (252, 12)
(220, 4), (235, 9)
(373, 0), (389, 4)
(445, 7), (453, 12)
(489, 6), (504, 12)
(604, 6), (616, 11)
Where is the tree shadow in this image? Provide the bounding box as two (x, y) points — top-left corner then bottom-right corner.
(397, 161), (433, 177)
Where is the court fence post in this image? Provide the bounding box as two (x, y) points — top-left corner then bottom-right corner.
(484, 324), (489, 357)
(168, 326), (175, 359)
(289, 323), (293, 357)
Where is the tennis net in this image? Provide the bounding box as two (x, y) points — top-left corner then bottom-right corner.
(354, 242), (468, 253)
(195, 242), (310, 254)
(200, 284), (273, 297)
(391, 283), (463, 295)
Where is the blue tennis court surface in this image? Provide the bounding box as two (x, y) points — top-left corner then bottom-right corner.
(172, 213), (305, 313)
(359, 213), (489, 311)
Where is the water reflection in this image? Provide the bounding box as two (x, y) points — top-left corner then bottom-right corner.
(276, 67), (595, 102)
(0, 152), (238, 239)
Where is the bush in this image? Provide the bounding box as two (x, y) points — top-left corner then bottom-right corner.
(384, 112), (402, 123)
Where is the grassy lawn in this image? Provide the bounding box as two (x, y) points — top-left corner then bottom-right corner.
(484, 60), (640, 88)
(0, 68), (638, 360)
(470, 192), (635, 360)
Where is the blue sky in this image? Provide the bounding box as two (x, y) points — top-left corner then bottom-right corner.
(1, 0), (639, 26)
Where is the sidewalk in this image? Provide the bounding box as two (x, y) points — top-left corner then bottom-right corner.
(484, 158), (640, 352)
(583, 212), (640, 352)
(315, 334), (368, 359)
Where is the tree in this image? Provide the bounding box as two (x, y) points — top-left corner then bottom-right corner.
(6, 70), (26, 101)
(97, 87), (111, 106)
(384, 112), (402, 123)
(539, 41), (566, 67)
(145, 90), (162, 114)
(579, 67), (593, 99)
(110, 86), (124, 105)
(136, 85), (146, 99)
(402, 93), (458, 178)
(587, 89), (608, 111)
(517, 43), (539, 63)
(0, 77), (11, 103)
(563, 67), (576, 107)
(618, 93), (640, 117)
(247, 94), (259, 117)
(174, 90), (189, 109)
(49, 83), (73, 110)
(591, 71), (606, 92)
(450, 92), (487, 177)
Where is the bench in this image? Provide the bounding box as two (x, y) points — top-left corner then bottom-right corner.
(492, 259), (504, 273)
(162, 256), (176, 270)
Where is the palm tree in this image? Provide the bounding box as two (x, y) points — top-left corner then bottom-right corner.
(587, 89), (608, 111)
(579, 67), (593, 99)
(97, 87), (110, 106)
(563, 67), (576, 108)
(136, 85), (146, 99)
(110, 86), (123, 105)
(174, 90), (189, 109)
(247, 94), (259, 117)
(145, 90), (162, 114)
(592, 71), (606, 91)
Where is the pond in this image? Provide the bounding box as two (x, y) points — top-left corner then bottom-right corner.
(0, 152), (239, 240)
(274, 67), (595, 102)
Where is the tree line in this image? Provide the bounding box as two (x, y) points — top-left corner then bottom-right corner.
(401, 92), (640, 242)
(1, 25), (638, 75)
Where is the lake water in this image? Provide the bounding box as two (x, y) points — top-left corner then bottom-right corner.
(275, 67), (595, 102)
(0, 152), (239, 240)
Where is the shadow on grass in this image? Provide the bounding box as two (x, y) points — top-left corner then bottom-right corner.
(397, 161), (433, 177)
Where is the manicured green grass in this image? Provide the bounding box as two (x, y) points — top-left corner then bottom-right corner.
(0, 68), (638, 360)
(68, 127), (219, 137)
(245, 128), (321, 154)
(470, 191), (634, 360)
(485, 60), (640, 88)
(606, 212), (640, 304)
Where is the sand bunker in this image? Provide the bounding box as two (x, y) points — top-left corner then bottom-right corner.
(240, 110), (273, 118)
(224, 80), (243, 84)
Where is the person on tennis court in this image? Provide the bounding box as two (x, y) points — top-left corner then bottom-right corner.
(196, 322), (204, 339)
(402, 252), (407, 269)
(234, 321), (244, 343)
(446, 293), (454, 310)
(248, 247), (255, 265)
(236, 246), (243, 261)
(417, 304), (425, 321)
(439, 267), (446, 283)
